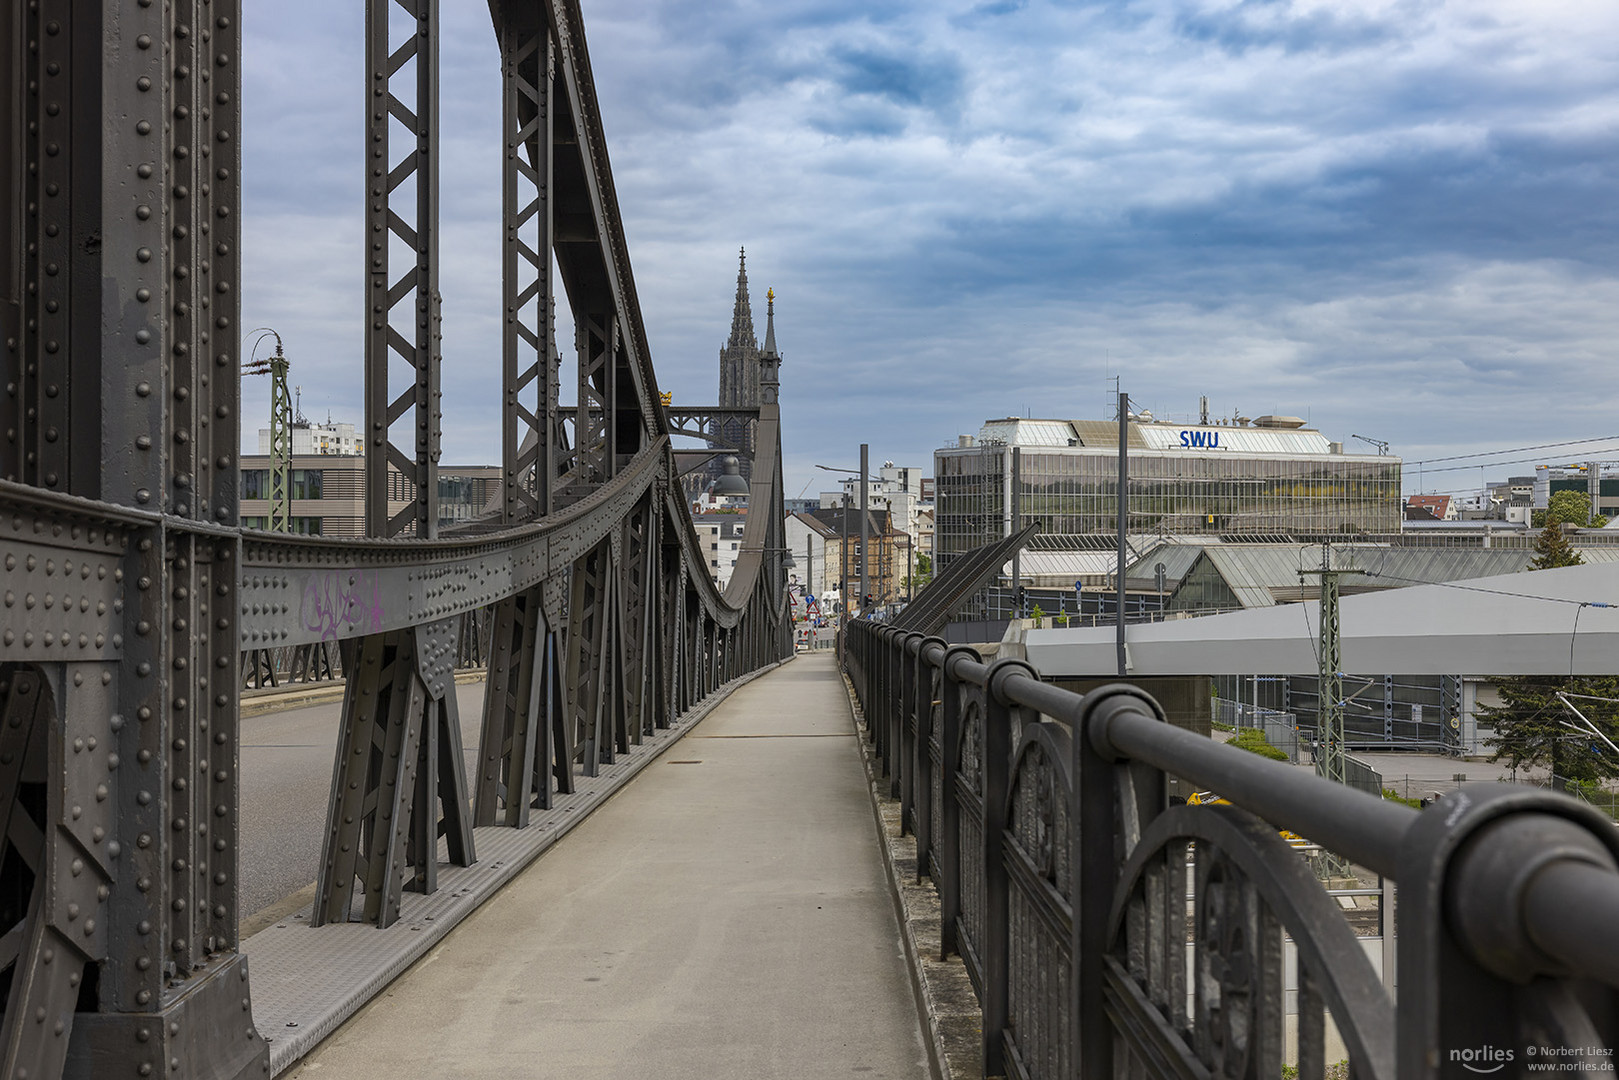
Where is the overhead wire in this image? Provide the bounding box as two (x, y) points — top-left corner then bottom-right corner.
(1415, 449), (1619, 475)
(1353, 569), (1616, 609)
(1404, 435), (1619, 466)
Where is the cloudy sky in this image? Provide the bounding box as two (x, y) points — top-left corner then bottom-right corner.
(241, 0), (1619, 501)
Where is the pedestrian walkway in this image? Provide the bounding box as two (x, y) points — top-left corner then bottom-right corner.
(283, 653), (930, 1080)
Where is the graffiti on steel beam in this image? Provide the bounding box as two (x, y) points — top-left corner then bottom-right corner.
(301, 570), (387, 642)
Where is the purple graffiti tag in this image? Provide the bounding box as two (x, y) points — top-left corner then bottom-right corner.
(301, 570), (386, 641)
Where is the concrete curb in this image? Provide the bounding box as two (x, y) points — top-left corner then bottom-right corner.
(841, 671), (986, 1080)
(240, 668), (487, 718)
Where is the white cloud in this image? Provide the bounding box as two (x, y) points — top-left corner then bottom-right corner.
(238, 0), (1619, 503)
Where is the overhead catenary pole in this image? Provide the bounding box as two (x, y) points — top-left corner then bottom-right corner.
(1117, 391), (1129, 677)
(267, 352), (292, 532)
(243, 329), (292, 532)
(1301, 542), (1346, 786)
(842, 498), (850, 618)
(860, 442), (870, 616)
(1011, 446), (1022, 617)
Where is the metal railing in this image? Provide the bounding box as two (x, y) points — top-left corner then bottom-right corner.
(846, 620), (1619, 1079)
(1213, 696), (1304, 762)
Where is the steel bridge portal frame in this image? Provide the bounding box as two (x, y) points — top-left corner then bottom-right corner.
(0, 3), (791, 1078)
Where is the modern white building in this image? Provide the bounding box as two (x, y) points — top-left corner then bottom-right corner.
(257, 418), (360, 456)
(1535, 463), (1619, 520)
(934, 414), (1402, 573)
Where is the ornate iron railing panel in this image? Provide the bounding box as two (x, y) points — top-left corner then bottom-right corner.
(847, 620), (1619, 1079)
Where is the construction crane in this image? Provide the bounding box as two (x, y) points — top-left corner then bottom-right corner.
(243, 329), (293, 532)
(1351, 433), (1390, 456)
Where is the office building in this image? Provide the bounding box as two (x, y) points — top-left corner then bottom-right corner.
(934, 414), (1402, 571)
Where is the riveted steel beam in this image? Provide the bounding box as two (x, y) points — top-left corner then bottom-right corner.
(364, 0), (442, 539)
(492, 2), (555, 523)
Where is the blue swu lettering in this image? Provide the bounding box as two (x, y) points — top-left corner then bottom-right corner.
(1179, 430), (1221, 449)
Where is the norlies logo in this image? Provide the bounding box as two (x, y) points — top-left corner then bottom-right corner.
(1451, 1046), (1515, 1074)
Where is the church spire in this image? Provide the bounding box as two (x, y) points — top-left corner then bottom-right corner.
(727, 247), (756, 351)
(761, 287), (778, 357)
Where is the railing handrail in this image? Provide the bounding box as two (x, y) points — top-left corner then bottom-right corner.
(846, 618), (1619, 1079)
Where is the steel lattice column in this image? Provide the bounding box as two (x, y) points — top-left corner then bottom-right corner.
(267, 355), (291, 532)
(495, 5), (555, 523)
(365, 0), (442, 538)
(569, 313), (615, 491)
(1, 0), (264, 1075)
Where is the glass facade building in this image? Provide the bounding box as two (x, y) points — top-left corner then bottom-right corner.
(935, 417), (1402, 569)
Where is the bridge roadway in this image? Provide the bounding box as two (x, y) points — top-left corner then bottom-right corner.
(263, 653), (930, 1079)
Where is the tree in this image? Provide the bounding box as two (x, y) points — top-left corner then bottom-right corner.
(1486, 522), (1612, 783)
(1480, 676), (1619, 786)
(1530, 519), (1584, 570)
(902, 553), (933, 594)
(1531, 489), (1608, 530)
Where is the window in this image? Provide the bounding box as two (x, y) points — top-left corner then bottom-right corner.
(240, 515), (322, 535)
(291, 469), (323, 500)
(244, 469), (323, 501)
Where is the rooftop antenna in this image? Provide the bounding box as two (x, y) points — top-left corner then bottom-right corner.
(1200, 395), (1209, 426)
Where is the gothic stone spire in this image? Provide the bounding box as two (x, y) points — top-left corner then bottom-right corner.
(727, 247), (757, 352)
(719, 247), (760, 408)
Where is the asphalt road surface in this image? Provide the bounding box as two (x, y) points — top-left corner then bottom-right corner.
(238, 682), (486, 919)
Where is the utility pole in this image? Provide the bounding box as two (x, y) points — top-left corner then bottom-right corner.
(1116, 391), (1129, 677)
(1011, 446), (1022, 617)
(1300, 542), (1345, 786)
(244, 330), (293, 532)
(860, 442), (870, 618)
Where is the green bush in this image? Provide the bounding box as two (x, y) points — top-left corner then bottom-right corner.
(1381, 787), (1424, 809)
(1230, 728), (1288, 762)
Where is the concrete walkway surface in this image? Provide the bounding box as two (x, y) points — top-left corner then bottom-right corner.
(284, 653), (930, 1080)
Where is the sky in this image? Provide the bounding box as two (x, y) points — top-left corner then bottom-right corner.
(240, 0), (1619, 502)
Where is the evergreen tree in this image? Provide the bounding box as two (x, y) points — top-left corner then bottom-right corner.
(1486, 521), (1610, 782)
(1529, 520), (1583, 569)
(1480, 676), (1619, 785)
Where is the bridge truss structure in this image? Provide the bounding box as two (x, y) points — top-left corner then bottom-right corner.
(0, 3), (791, 1077)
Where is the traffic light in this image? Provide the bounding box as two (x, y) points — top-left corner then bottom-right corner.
(864, 593), (874, 606)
